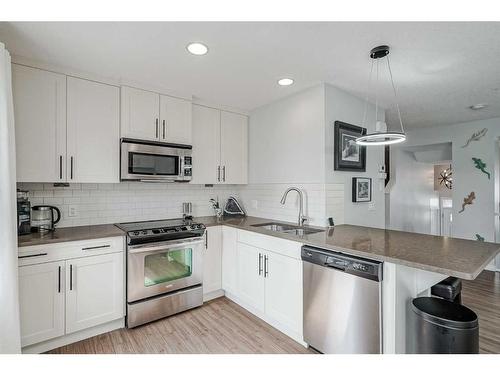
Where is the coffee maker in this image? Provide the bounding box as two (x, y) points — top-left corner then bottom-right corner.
(17, 190), (31, 235)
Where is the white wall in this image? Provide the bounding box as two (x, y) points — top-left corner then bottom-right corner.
(325, 84), (386, 228)
(388, 148), (439, 234)
(392, 117), (500, 243)
(248, 85), (325, 184)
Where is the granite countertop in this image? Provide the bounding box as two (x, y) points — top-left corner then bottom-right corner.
(197, 216), (500, 280)
(18, 224), (125, 247)
(18, 216), (500, 280)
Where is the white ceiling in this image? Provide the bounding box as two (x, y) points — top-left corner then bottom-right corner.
(1, 22), (499, 130)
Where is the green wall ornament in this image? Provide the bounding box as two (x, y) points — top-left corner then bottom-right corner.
(475, 234), (485, 242)
(472, 157), (491, 179)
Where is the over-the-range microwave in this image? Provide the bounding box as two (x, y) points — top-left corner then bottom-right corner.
(120, 138), (192, 182)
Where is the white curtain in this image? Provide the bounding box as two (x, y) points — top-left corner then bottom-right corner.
(0, 42), (21, 353)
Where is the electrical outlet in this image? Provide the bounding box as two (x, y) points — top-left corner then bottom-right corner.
(68, 205), (79, 217)
(251, 200), (258, 209)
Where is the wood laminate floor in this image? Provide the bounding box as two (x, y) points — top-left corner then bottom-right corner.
(462, 270), (500, 354)
(46, 297), (312, 354)
(47, 270), (500, 354)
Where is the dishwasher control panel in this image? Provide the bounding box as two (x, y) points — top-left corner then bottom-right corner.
(301, 245), (382, 282)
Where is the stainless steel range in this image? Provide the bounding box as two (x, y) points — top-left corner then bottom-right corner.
(116, 219), (206, 328)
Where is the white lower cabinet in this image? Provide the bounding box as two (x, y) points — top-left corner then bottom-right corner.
(236, 242), (265, 314)
(221, 225), (238, 295)
(18, 237), (125, 350)
(18, 261), (66, 347)
(229, 228), (303, 343)
(203, 226), (222, 296)
(65, 253), (124, 334)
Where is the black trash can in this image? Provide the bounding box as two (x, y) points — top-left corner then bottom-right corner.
(409, 297), (479, 354)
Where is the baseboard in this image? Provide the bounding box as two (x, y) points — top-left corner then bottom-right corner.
(22, 318), (125, 354)
(203, 289), (225, 302)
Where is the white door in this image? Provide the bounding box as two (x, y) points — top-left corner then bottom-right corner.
(12, 64), (66, 182)
(220, 111), (248, 184)
(160, 94), (192, 144)
(191, 104), (221, 184)
(236, 242), (265, 313)
(221, 226), (238, 295)
(203, 226), (222, 295)
(18, 261), (65, 347)
(120, 86), (159, 141)
(67, 77), (120, 183)
(66, 253), (124, 334)
(264, 251), (303, 338)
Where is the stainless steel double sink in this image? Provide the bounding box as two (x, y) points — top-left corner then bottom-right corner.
(251, 222), (324, 237)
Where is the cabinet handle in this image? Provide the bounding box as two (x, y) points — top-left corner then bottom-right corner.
(70, 156), (74, 180)
(82, 244), (111, 251)
(18, 252), (48, 259)
(222, 166), (226, 182)
(162, 120), (166, 139)
(58, 266), (61, 293)
(69, 264), (73, 291)
(258, 253), (263, 276)
(264, 255), (269, 278)
(205, 232), (208, 249)
(155, 118), (159, 138)
(59, 155), (63, 179)
(217, 166), (221, 182)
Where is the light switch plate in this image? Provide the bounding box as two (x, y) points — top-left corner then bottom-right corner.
(368, 203), (376, 211)
(68, 205), (78, 217)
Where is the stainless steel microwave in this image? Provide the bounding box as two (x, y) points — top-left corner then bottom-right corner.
(120, 139), (192, 182)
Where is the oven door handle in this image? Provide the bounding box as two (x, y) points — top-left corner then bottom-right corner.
(128, 238), (204, 254)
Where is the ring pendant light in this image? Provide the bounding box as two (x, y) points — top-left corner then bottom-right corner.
(356, 45), (407, 146)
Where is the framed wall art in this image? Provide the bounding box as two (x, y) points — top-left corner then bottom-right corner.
(334, 121), (367, 171)
(352, 177), (372, 203)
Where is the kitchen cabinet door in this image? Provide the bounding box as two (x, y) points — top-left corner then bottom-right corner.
(203, 226), (222, 295)
(160, 94), (192, 144)
(18, 261), (65, 347)
(236, 242), (265, 314)
(12, 64), (67, 182)
(220, 111), (248, 184)
(191, 104), (221, 184)
(67, 77), (120, 183)
(66, 252), (124, 334)
(264, 251), (303, 339)
(121, 86), (160, 141)
(221, 226), (238, 295)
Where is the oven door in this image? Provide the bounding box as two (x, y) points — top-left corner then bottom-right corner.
(121, 140), (186, 181)
(127, 237), (204, 302)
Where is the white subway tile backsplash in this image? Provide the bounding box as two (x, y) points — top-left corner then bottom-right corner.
(18, 181), (346, 229)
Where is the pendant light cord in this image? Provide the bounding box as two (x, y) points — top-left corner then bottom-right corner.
(386, 54), (405, 134)
(361, 58), (375, 128)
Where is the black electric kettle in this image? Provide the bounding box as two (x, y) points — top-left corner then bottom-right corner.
(31, 205), (61, 232)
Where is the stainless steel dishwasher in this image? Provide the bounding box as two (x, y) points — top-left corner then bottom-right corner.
(302, 245), (383, 354)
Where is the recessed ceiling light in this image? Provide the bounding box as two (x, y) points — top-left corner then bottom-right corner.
(469, 103), (488, 110)
(277, 78), (294, 86)
(186, 42), (208, 56)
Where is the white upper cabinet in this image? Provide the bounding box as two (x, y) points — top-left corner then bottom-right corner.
(120, 86), (160, 141)
(220, 111), (248, 184)
(67, 77), (120, 183)
(191, 105), (221, 184)
(160, 94), (192, 144)
(12, 64), (67, 182)
(191, 104), (248, 185)
(121, 86), (192, 144)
